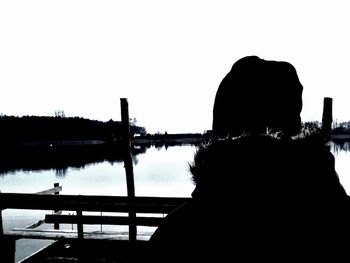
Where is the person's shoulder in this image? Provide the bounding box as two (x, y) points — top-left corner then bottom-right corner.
(149, 200), (197, 243)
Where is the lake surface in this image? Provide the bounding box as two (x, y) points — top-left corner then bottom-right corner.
(1, 141), (350, 262)
(0, 144), (197, 197)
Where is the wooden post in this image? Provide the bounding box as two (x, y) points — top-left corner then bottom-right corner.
(0, 192), (16, 263)
(0, 208), (3, 237)
(121, 98), (136, 197)
(77, 210), (84, 240)
(0, 190), (3, 236)
(322, 97), (333, 144)
(54, 183), (60, 230)
(120, 98), (137, 242)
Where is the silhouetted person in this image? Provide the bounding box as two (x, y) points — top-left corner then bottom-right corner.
(146, 56), (350, 262)
(149, 134), (350, 261)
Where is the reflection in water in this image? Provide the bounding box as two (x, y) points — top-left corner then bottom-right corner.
(55, 167), (68, 178)
(0, 142), (199, 178)
(0, 144), (197, 197)
(331, 139), (350, 155)
(331, 139), (350, 196)
(0, 142), (126, 175)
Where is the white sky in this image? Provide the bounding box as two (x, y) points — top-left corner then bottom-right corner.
(1, 0), (350, 134)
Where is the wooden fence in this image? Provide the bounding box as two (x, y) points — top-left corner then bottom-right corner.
(0, 187), (190, 262)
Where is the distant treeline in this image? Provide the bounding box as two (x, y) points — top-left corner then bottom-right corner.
(0, 115), (146, 143)
(331, 121), (350, 134)
(282, 121), (350, 137)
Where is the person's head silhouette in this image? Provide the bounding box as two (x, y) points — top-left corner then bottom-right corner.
(212, 55), (303, 137)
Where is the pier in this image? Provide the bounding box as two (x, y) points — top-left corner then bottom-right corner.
(0, 190), (189, 262)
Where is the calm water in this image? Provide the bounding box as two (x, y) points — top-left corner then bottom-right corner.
(1, 142), (350, 262)
(332, 141), (350, 195)
(0, 145), (197, 196)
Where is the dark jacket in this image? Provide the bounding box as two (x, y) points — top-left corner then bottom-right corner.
(148, 135), (350, 262)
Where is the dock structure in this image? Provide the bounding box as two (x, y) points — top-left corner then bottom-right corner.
(0, 191), (189, 262)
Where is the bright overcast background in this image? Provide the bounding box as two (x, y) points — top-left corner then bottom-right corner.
(1, 1), (349, 134)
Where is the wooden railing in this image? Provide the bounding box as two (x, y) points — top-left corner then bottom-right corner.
(0, 187), (190, 262)
(0, 193), (189, 236)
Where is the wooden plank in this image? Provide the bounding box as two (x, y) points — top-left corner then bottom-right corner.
(0, 193), (189, 213)
(36, 186), (62, 195)
(45, 214), (165, 227)
(25, 219), (46, 229)
(7, 229), (79, 240)
(5, 229), (152, 241)
(19, 237), (151, 263)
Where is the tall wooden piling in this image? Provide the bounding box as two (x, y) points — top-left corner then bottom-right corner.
(77, 210), (84, 240)
(120, 98), (136, 242)
(322, 97), (333, 143)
